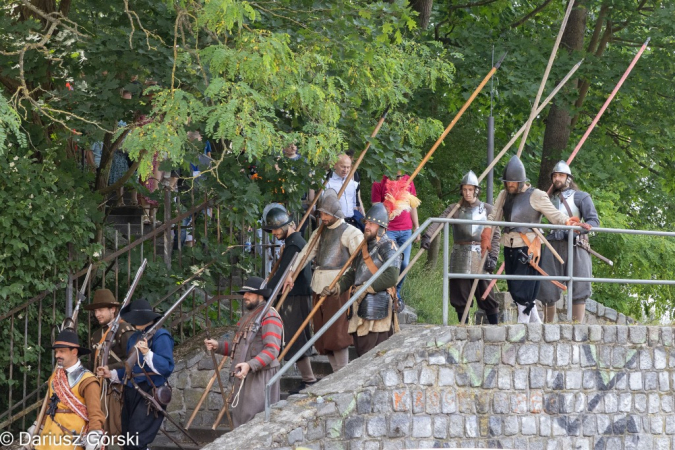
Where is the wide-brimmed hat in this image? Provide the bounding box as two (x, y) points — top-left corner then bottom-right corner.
(83, 289), (121, 310)
(236, 277), (272, 299)
(52, 329), (91, 355)
(120, 298), (161, 326)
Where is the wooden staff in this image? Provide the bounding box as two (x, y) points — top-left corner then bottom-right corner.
(296, 108), (390, 232)
(516, 0), (576, 158)
(277, 240), (366, 361)
(477, 39), (650, 301)
(406, 53), (506, 185)
(275, 109), (389, 311)
(185, 353), (229, 429)
(398, 59), (584, 282)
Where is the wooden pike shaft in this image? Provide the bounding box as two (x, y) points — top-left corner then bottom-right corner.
(278, 240), (367, 361)
(277, 109), (389, 310)
(516, 0), (576, 157)
(533, 228), (565, 264)
(185, 353), (229, 430)
(296, 108), (390, 231)
(212, 388), (234, 430)
(397, 59), (583, 283)
(407, 53), (506, 185)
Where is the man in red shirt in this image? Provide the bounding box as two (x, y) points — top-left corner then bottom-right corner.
(371, 170), (420, 305)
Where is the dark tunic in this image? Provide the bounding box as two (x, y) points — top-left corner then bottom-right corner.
(89, 320), (135, 436)
(268, 231), (313, 360)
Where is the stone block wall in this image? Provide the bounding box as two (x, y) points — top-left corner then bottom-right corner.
(204, 323), (675, 450)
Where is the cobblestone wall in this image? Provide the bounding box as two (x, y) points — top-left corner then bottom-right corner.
(203, 323), (675, 450)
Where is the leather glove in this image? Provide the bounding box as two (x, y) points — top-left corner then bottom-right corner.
(565, 216), (592, 233)
(85, 431), (103, 450)
(484, 255), (497, 273)
(480, 227), (492, 256)
(320, 285), (339, 298)
(420, 236), (432, 250)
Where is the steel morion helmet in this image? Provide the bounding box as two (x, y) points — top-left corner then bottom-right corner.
(501, 155), (529, 183)
(363, 203), (389, 229)
(317, 189), (344, 219)
(550, 160), (573, 179)
(458, 170), (480, 197)
(262, 203), (292, 232)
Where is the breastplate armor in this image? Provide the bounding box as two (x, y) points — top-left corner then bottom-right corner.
(503, 188), (542, 233)
(453, 202), (487, 242)
(553, 190), (580, 217)
(316, 222), (350, 269)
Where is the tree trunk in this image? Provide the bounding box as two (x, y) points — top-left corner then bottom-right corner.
(412, 0), (433, 29)
(537, 1), (587, 190)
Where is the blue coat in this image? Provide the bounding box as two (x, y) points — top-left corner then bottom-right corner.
(115, 328), (174, 387)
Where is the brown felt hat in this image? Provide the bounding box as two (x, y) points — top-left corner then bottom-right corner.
(83, 289), (121, 310)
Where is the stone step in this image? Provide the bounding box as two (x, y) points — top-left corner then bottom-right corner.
(281, 355), (333, 377)
(154, 425), (231, 449)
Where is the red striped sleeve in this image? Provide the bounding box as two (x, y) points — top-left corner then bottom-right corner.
(262, 318), (282, 327)
(263, 332), (282, 340)
(247, 311), (283, 372)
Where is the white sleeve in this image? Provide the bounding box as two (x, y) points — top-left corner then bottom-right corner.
(142, 350), (158, 373)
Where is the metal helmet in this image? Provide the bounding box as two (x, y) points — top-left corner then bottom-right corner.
(458, 170), (481, 198)
(550, 160), (573, 179)
(262, 203), (292, 232)
(501, 155), (529, 183)
(363, 203), (389, 229)
(317, 189), (344, 219)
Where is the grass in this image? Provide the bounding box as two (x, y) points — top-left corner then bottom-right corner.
(400, 247), (481, 325)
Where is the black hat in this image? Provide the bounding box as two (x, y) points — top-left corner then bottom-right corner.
(52, 329), (91, 355)
(120, 298), (162, 326)
(236, 277), (272, 299)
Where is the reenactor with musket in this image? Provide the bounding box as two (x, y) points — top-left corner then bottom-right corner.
(85, 289), (135, 438)
(204, 277), (284, 428)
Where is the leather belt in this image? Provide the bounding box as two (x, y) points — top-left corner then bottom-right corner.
(55, 408), (74, 414)
(454, 241), (481, 245)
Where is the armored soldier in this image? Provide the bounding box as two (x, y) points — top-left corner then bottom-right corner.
(285, 189), (363, 372)
(538, 161), (599, 323)
(204, 277), (283, 428)
(85, 289), (135, 437)
(485, 156), (585, 323)
(30, 330), (104, 450)
(262, 203), (317, 390)
(421, 171), (501, 324)
(321, 203), (401, 356)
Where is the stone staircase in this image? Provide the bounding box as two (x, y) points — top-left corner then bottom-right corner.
(152, 311), (419, 450)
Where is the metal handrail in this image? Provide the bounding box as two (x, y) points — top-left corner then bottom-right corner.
(264, 216), (675, 421)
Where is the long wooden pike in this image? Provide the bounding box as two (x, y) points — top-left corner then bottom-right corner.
(185, 353), (229, 429)
(398, 59), (583, 282)
(277, 240), (366, 361)
(479, 38), (650, 302)
(296, 108), (390, 232)
(406, 53), (507, 185)
(276, 108), (389, 311)
(516, 0), (576, 158)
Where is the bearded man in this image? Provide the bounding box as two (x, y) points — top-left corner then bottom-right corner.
(538, 161), (599, 323)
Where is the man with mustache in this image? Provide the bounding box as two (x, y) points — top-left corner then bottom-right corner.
(86, 289), (135, 439)
(204, 277), (283, 428)
(29, 329), (104, 450)
(538, 161), (599, 323)
(321, 203), (401, 356)
(485, 156), (588, 323)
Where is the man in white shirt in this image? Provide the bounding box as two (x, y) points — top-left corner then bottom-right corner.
(324, 154), (365, 230)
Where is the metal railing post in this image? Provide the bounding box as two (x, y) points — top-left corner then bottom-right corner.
(443, 223), (450, 326)
(567, 229), (575, 322)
